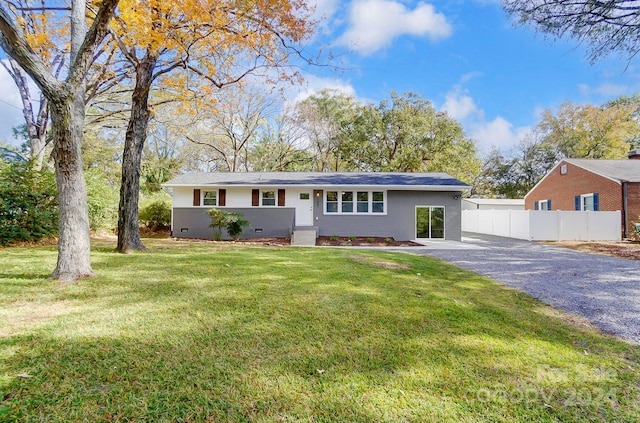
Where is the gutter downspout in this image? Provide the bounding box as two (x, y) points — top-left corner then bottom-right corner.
(623, 182), (629, 238)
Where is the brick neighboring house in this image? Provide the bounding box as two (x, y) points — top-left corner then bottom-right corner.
(524, 150), (640, 238)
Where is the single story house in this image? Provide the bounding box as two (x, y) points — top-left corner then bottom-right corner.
(462, 198), (525, 211)
(162, 172), (470, 244)
(524, 151), (640, 238)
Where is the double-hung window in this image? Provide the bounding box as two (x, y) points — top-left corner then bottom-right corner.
(203, 191), (217, 206)
(262, 191), (276, 206)
(575, 193), (599, 211)
(325, 190), (385, 214)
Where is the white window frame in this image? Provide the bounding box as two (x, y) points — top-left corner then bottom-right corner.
(581, 193), (595, 211)
(261, 190), (276, 207)
(539, 200), (549, 211)
(415, 206), (446, 240)
(324, 190), (386, 215)
(202, 190), (217, 206)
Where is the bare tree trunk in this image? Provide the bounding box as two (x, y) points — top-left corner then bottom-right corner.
(116, 53), (157, 253)
(49, 0), (93, 282)
(49, 96), (94, 282)
(2, 59), (50, 170)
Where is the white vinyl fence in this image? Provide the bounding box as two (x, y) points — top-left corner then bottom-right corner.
(462, 209), (621, 241)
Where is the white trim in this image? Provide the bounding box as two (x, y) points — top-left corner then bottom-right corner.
(580, 193), (596, 211)
(260, 189), (277, 207)
(415, 205), (446, 240)
(202, 190), (218, 206)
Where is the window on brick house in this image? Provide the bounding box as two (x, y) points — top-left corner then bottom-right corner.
(575, 193), (599, 211)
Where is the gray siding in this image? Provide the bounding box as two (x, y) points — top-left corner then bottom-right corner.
(172, 207), (295, 240)
(313, 190), (463, 241)
(171, 190), (464, 241)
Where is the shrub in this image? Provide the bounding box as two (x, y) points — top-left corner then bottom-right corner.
(224, 212), (250, 240)
(85, 170), (119, 231)
(0, 160), (58, 245)
(207, 208), (226, 241)
(139, 193), (172, 230)
(207, 209), (251, 240)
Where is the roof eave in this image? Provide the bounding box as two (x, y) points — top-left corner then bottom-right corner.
(162, 182), (471, 191)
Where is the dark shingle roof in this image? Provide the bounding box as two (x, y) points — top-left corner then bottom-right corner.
(164, 172), (469, 190)
(566, 159), (640, 183)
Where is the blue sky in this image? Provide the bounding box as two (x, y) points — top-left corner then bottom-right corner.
(288, 0), (640, 153)
(1, 0), (639, 154)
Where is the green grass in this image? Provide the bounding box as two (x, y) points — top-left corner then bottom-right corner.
(1, 239), (639, 422)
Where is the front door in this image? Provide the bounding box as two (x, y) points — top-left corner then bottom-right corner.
(296, 191), (314, 226)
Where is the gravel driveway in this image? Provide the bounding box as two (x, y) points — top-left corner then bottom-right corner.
(394, 233), (640, 344)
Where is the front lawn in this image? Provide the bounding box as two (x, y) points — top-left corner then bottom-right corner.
(1, 239), (639, 422)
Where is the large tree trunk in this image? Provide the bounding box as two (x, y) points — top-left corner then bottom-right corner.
(116, 53), (157, 253)
(49, 96), (94, 283)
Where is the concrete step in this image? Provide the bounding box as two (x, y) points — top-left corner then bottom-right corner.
(292, 228), (317, 246)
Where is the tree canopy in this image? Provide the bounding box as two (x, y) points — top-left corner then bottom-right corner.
(475, 98), (640, 198)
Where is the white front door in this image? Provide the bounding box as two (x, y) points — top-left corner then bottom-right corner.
(296, 191), (314, 226)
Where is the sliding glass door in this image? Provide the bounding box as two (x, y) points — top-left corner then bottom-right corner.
(416, 206), (445, 239)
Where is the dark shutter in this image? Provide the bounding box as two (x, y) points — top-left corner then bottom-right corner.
(278, 189), (285, 207)
(218, 189), (226, 207)
(252, 189), (259, 206)
(534, 201), (539, 210)
(593, 193), (599, 211)
(193, 189), (201, 206)
(575, 195), (580, 210)
(547, 199), (552, 210)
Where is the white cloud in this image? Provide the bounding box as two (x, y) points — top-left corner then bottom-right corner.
(337, 0), (452, 55)
(311, 0), (340, 22)
(286, 75), (358, 106)
(0, 67), (26, 146)
(578, 82), (629, 97)
(442, 86), (479, 120)
(459, 71), (483, 84)
(441, 84), (529, 151)
(309, 0), (341, 34)
(471, 117), (530, 150)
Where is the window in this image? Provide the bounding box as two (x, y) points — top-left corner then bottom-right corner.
(372, 191), (384, 213)
(560, 164), (567, 175)
(576, 193), (599, 211)
(583, 194), (594, 211)
(326, 191), (338, 212)
(203, 191), (217, 206)
(539, 200), (550, 211)
(341, 191), (353, 212)
(357, 192), (368, 213)
(299, 193), (310, 200)
(262, 191), (276, 206)
(325, 190), (385, 214)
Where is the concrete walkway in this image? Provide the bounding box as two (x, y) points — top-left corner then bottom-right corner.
(385, 233), (640, 344)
